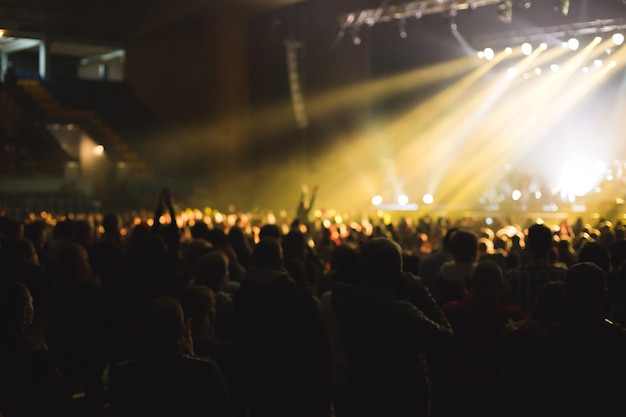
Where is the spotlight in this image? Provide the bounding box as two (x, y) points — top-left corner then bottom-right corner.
(521, 43), (533, 55)
(498, 0), (513, 23)
(397, 195), (409, 205)
(567, 38), (579, 51)
(398, 19), (407, 39)
(519, 1), (532, 9)
(554, 0), (569, 15)
(613, 33), (625, 46)
(484, 48), (495, 61)
(422, 194), (434, 204)
(350, 29), (361, 45)
(371, 195), (383, 206)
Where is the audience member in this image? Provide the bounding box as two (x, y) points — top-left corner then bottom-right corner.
(232, 237), (331, 417)
(332, 237), (455, 417)
(431, 229), (478, 305)
(441, 259), (524, 417)
(109, 296), (230, 417)
(0, 281), (72, 417)
(508, 262), (626, 417)
(504, 223), (567, 315)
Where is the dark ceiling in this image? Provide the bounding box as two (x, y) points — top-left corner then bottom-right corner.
(0, 0), (625, 57)
(0, 0), (305, 44)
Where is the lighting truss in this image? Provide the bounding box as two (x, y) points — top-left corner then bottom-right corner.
(337, 0), (507, 34)
(472, 18), (626, 49)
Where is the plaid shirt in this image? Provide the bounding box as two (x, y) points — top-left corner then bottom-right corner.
(505, 259), (567, 314)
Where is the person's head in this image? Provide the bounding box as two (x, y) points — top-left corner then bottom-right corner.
(3, 237), (39, 269)
(469, 259), (503, 298)
(282, 230), (308, 260)
(565, 262), (607, 315)
(178, 285), (216, 337)
(609, 239), (626, 270)
(252, 237), (284, 268)
(259, 224), (282, 241)
(525, 223), (554, 259)
(577, 241), (611, 274)
(194, 249), (230, 292)
(329, 243), (361, 284)
(54, 242), (93, 288)
(140, 296), (186, 349)
(0, 281), (34, 337)
(358, 237), (403, 285)
(449, 229), (478, 263)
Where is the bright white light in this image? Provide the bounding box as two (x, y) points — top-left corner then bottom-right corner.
(535, 67), (542, 75)
(550, 64), (560, 72)
(521, 43), (532, 56)
(512, 190), (522, 201)
(582, 66), (589, 74)
(594, 59), (603, 68)
(507, 67), (517, 77)
(484, 48), (495, 61)
(485, 217), (493, 226)
(371, 195), (383, 206)
(539, 43), (548, 50)
(397, 194), (409, 205)
(505, 47), (513, 55)
(535, 191), (542, 199)
(477, 51), (485, 59)
(422, 194), (434, 204)
(594, 36), (602, 44)
(567, 38), (579, 50)
(610, 61), (617, 68)
(93, 145), (105, 155)
(613, 33), (625, 46)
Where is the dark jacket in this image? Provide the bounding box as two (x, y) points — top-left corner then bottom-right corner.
(109, 349), (229, 417)
(232, 265), (331, 417)
(332, 280), (455, 417)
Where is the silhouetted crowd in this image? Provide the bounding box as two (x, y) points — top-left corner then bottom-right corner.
(2, 186), (626, 417)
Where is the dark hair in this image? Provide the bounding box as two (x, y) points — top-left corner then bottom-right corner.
(0, 281), (31, 337)
(141, 296), (184, 347)
(252, 237), (283, 268)
(449, 229), (478, 263)
(565, 262), (606, 311)
(358, 237), (403, 284)
(577, 241), (610, 273)
(526, 223), (554, 258)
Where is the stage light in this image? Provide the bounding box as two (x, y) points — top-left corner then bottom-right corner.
(397, 194), (409, 205)
(594, 59), (603, 68)
(567, 38), (579, 51)
(477, 51), (485, 59)
(398, 19), (407, 39)
(498, 0), (513, 23)
(93, 145), (104, 156)
(512, 190), (522, 201)
(507, 67), (518, 77)
(484, 48), (495, 61)
(521, 43), (532, 56)
(422, 194), (434, 204)
(550, 64), (560, 72)
(0, 30), (4, 37)
(505, 47), (513, 54)
(555, 0), (569, 16)
(372, 195), (383, 206)
(535, 67), (542, 75)
(613, 33), (625, 46)
(539, 43), (548, 51)
(350, 29), (361, 45)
